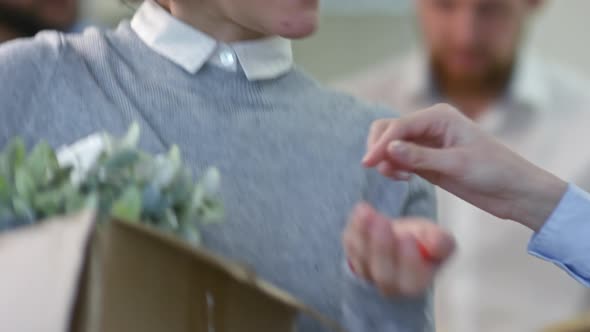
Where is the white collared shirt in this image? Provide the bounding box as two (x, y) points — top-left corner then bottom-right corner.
(130, 0), (293, 81)
(335, 53), (590, 332)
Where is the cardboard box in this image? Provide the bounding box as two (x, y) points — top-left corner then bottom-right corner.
(0, 211), (344, 332)
(542, 313), (590, 332)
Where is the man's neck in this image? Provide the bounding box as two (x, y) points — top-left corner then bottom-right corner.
(161, 0), (267, 42)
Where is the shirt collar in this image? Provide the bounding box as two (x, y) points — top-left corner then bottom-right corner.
(130, 0), (293, 81)
(399, 50), (550, 113)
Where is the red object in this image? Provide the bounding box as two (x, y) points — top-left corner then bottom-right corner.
(417, 241), (436, 262)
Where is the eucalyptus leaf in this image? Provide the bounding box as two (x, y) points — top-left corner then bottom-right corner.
(0, 206), (12, 220)
(152, 158), (176, 188)
(12, 197), (34, 221)
(201, 167), (221, 195)
(0, 176), (10, 201)
(199, 198), (224, 223)
(8, 138), (26, 170)
(141, 183), (163, 215)
(0, 123), (223, 245)
(65, 190), (86, 214)
(111, 186), (142, 222)
(168, 145), (181, 166)
(157, 208), (179, 233)
(179, 223), (201, 245)
(0, 138), (26, 179)
(121, 122), (140, 148)
(26, 141), (54, 186)
(32, 189), (63, 217)
(103, 149), (140, 172)
(84, 193), (99, 211)
(15, 167), (36, 202)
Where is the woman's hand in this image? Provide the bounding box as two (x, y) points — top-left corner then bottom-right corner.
(362, 104), (567, 231)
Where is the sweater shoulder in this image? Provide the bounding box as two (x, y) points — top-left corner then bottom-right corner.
(0, 30), (65, 96)
(290, 68), (399, 119)
(312, 83), (400, 121)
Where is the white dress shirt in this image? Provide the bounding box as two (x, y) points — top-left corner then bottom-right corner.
(130, 0), (293, 81)
(335, 52), (590, 332)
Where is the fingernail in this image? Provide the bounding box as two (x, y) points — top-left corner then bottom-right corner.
(388, 141), (406, 156)
(394, 171), (412, 180)
(417, 241), (435, 262)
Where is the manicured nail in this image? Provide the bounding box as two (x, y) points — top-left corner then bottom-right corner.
(394, 171), (412, 180)
(417, 241), (437, 262)
(388, 141), (406, 156)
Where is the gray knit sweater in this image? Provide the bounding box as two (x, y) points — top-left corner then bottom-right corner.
(0, 23), (436, 332)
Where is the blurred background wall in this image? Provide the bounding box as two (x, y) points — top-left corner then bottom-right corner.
(83, 0), (590, 82)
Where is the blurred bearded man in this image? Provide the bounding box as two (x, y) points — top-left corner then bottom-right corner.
(335, 0), (590, 331)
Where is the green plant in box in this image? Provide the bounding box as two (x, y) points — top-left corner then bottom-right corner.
(0, 124), (223, 245)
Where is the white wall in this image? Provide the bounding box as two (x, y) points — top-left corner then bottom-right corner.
(529, 0), (590, 77)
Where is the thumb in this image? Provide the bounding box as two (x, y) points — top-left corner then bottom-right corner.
(387, 140), (458, 176)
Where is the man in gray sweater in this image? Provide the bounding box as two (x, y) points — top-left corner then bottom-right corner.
(0, 0), (452, 330)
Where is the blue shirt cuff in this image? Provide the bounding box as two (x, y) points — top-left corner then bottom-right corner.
(528, 184), (590, 287)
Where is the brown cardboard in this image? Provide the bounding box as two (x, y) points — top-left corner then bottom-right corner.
(541, 313), (590, 332)
(70, 216), (344, 332)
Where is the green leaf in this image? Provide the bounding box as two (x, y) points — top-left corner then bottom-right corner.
(103, 149), (140, 172)
(0, 155), (9, 180)
(0, 138), (26, 179)
(153, 159), (176, 188)
(84, 193), (99, 210)
(65, 190), (86, 214)
(156, 208), (179, 233)
(168, 169), (193, 204)
(199, 198), (224, 223)
(32, 190), (63, 217)
(168, 145), (181, 166)
(180, 183), (208, 223)
(121, 122), (140, 148)
(179, 224), (200, 245)
(15, 167), (36, 202)
(200, 167), (221, 195)
(50, 166), (73, 187)
(26, 141), (55, 186)
(12, 197), (34, 221)
(141, 184), (163, 216)
(0, 176), (10, 201)
(8, 138), (26, 170)
(111, 186), (142, 223)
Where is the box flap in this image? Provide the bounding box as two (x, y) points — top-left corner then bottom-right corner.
(0, 211), (96, 332)
(73, 220), (344, 332)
